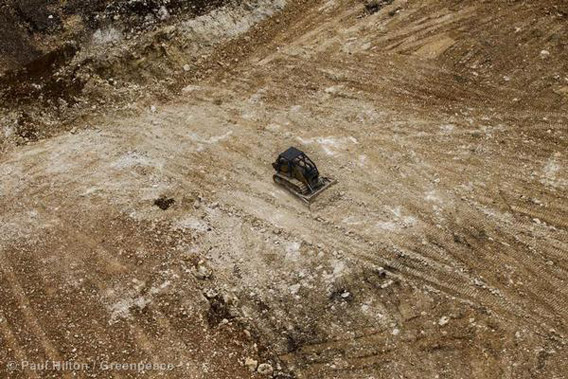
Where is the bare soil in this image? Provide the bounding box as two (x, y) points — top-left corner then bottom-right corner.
(0, 0), (567, 378)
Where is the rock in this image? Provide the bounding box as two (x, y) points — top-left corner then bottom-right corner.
(257, 363), (273, 375)
(473, 278), (485, 287)
(289, 283), (301, 295)
(244, 357), (258, 371)
(150, 105), (157, 113)
(157, 6), (170, 21)
(183, 64), (191, 72)
(392, 328), (400, 336)
(540, 50), (550, 59)
(204, 288), (218, 298)
(380, 279), (394, 289)
(365, 0), (394, 14)
(154, 196), (175, 210)
(195, 262), (212, 280)
(375, 266), (387, 277)
(438, 316), (450, 326)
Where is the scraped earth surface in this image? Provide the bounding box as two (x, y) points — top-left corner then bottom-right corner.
(1, 0), (567, 378)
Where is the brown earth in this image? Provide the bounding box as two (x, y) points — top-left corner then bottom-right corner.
(0, 0), (567, 378)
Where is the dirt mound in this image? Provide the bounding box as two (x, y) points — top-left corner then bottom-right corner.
(0, 0), (232, 69)
(0, 0), (286, 150)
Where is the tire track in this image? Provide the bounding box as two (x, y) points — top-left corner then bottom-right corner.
(0, 258), (71, 379)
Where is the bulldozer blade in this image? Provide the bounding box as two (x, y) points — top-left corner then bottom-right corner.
(274, 174), (336, 204)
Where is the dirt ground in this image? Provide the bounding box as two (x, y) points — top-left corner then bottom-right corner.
(0, 0), (567, 378)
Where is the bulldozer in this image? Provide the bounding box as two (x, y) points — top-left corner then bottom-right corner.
(272, 147), (336, 204)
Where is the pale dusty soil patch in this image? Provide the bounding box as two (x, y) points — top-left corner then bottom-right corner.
(1, 0), (567, 378)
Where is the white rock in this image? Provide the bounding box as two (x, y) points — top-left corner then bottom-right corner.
(289, 284), (301, 295)
(473, 278), (485, 287)
(257, 363), (274, 375)
(540, 50), (550, 58)
(195, 263), (212, 280)
(438, 316), (450, 326)
(204, 288), (218, 298)
(157, 6), (170, 21)
(380, 280), (394, 289)
(244, 357), (258, 371)
(183, 64), (191, 72)
(93, 27), (122, 45)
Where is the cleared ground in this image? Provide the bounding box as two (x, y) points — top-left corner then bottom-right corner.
(1, 0), (567, 377)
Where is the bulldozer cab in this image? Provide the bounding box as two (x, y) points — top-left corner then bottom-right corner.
(273, 147), (320, 186)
